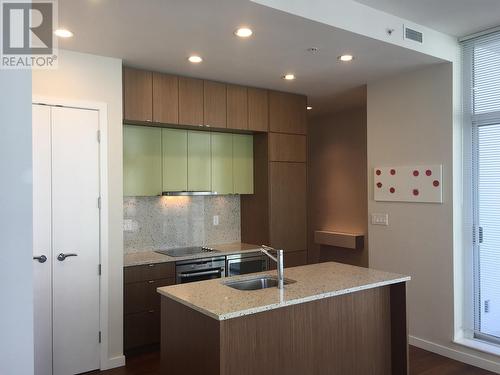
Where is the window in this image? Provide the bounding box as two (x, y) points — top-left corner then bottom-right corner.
(463, 30), (500, 344)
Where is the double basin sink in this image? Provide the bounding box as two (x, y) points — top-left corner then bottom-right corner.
(223, 276), (296, 291)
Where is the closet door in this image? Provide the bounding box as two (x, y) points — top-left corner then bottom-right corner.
(51, 107), (101, 375)
(32, 104), (53, 375)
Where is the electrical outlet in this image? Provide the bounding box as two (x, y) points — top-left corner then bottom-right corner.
(213, 215), (219, 226)
(371, 213), (389, 226)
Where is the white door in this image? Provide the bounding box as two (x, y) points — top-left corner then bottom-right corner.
(33, 105), (101, 375)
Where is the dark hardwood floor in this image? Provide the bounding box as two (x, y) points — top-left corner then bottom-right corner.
(95, 346), (495, 375)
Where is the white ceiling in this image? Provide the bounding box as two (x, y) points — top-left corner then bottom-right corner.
(354, 0), (500, 37)
(58, 0), (442, 114)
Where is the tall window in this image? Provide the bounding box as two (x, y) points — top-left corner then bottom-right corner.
(463, 31), (500, 343)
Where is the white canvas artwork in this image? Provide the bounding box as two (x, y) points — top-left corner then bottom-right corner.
(373, 165), (443, 203)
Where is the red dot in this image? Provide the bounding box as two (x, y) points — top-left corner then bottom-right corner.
(377, 182), (383, 188)
(413, 170), (419, 177)
(433, 180), (440, 187)
(413, 189), (419, 196)
(376, 169), (381, 176)
(426, 169), (432, 176)
(390, 187), (395, 194)
(390, 169), (396, 175)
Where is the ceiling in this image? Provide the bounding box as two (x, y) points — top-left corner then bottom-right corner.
(354, 0), (500, 37)
(58, 0), (442, 114)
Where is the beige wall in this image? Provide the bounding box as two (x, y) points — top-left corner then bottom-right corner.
(308, 101), (368, 266)
(32, 50), (124, 367)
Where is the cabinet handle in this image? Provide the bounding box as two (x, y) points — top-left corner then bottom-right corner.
(148, 310), (155, 313)
(148, 280), (155, 284)
(148, 264), (155, 267)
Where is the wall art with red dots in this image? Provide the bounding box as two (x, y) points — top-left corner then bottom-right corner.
(374, 165), (443, 203)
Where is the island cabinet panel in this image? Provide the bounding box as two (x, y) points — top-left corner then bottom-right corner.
(211, 133), (233, 194)
(179, 77), (204, 126)
(162, 128), (188, 192)
(232, 134), (254, 194)
(227, 85), (248, 130)
(204, 81), (227, 128)
(269, 162), (307, 251)
(187, 131), (211, 191)
(269, 133), (307, 162)
(123, 67), (153, 122)
(269, 91), (307, 135)
(248, 88), (269, 132)
(152, 72), (178, 124)
(123, 125), (162, 196)
(269, 249), (307, 269)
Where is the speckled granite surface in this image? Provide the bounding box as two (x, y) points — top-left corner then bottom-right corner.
(123, 195), (240, 253)
(124, 242), (262, 267)
(157, 262), (410, 320)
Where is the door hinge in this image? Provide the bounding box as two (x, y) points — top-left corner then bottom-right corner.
(99, 331), (102, 343)
(98, 264), (102, 276)
(97, 130), (101, 143)
(97, 196), (101, 209)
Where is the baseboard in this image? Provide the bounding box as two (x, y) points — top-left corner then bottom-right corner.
(101, 354), (126, 370)
(410, 336), (500, 374)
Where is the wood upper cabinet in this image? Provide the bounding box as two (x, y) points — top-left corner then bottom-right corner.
(153, 72), (178, 124)
(211, 133), (233, 194)
(233, 134), (254, 194)
(204, 81), (227, 128)
(248, 88), (269, 132)
(269, 162), (307, 251)
(162, 128), (188, 192)
(123, 125), (162, 196)
(187, 131), (211, 191)
(269, 91), (307, 135)
(179, 77), (204, 126)
(123, 67), (153, 122)
(269, 133), (307, 162)
(227, 85), (248, 130)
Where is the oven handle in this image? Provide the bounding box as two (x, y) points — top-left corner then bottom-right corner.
(179, 269), (222, 278)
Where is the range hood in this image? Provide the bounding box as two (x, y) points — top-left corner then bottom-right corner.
(162, 191), (217, 196)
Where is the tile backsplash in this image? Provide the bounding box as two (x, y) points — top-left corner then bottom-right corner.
(123, 196), (241, 253)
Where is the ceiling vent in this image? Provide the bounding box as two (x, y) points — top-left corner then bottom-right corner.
(404, 26), (423, 44)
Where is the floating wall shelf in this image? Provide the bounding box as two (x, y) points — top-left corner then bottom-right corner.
(314, 230), (364, 250)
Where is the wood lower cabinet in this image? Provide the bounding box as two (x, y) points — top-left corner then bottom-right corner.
(179, 77), (204, 126)
(124, 262), (175, 353)
(269, 91), (307, 135)
(123, 67), (153, 123)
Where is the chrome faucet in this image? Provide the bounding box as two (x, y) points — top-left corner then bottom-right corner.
(261, 245), (284, 289)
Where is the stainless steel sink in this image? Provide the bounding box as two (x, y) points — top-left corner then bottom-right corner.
(223, 276), (296, 291)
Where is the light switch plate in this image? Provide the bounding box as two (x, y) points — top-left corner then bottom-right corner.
(213, 215), (219, 226)
(371, 213), (389, 226)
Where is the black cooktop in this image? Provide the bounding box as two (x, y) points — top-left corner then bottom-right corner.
(155, 246), (215, 257)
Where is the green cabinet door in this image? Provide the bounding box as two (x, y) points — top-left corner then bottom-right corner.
(211, 133), (233, 194)
(187, 131), (211, 191)
(233, 134), (254, 194)
(123, 125), (162, 196)
(162, 128), (188, 192)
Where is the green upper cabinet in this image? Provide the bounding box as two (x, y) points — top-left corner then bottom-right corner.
(123, 125), (162, 196)
(187, 131), (211, 191)
(211, 133), (233, 194)
(162, 128), (188, 192)
(233, 134), (254, 194)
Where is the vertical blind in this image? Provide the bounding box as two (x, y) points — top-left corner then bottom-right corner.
(462, 30), (500, 341)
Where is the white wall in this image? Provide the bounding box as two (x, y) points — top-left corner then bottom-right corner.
(368, 63), (500, 373)
(0, 70), (34, 374)
(32, 50), (124, 368)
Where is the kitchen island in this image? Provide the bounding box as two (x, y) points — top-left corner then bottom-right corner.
(157, 262), (410, 375)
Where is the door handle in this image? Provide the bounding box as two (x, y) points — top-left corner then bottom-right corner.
(33, 255), (47, 263)
(57, 253), (78, 261)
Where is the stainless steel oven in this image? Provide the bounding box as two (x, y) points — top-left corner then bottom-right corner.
(175, 256), (226, 284)
(226, 252), (268, 277)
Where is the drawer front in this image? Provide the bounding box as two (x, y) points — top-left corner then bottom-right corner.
(124, 310), (160, 351)
(124, 278), (175, 314)
(124, 262), (175, 284)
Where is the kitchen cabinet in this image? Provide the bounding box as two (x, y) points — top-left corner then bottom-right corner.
(153, 72), (178, 124)
(269, 133), (307, 162)
(187, 131), (211, 191)
(179, 77), (204, 126)
(233, 134), (254, 194)
(162, 128), (188, 192)
(269, 91), (307, 135)
(204, 81), (227, 128)
(123, 67), (153, 122)
(211, 133), (233, 194)
(123, 125), (162, 196)
(227, 85), (248, 130)
(248, 88), (269, 132)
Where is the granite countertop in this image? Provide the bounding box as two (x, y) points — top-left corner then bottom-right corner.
(124, 242), (262, 267)
(157, 262), (410, 321)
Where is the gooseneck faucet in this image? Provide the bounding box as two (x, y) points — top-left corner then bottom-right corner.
(261, 245), (284, 289)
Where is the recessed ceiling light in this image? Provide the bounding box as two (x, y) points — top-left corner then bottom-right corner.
(188, 55), (203, 63)
(234, 27), (253, 38)
(338, 54), (354, 62)
(306, 106), (312, 110)
(282, 73), (295, 80)
(54, 29), (73, 38)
